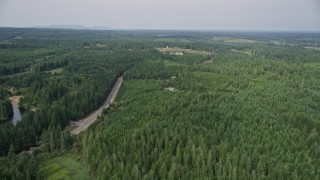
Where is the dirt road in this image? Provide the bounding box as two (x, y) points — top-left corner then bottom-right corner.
(9, 96), (22, 108)
(71, 76), (123, 135)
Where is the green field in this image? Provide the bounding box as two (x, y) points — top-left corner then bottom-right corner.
(40, 154), (91, 180)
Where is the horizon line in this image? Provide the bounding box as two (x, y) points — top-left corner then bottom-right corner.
(0, 26), (319, 33)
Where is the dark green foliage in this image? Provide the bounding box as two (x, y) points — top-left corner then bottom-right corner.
(81, 51), (320, 179)
(0, 88), (13, 121)
(1, 28), (320, 179)
(40, 125), (73, 153)
(125, 60), (177, 80)
(0, 150), (41, 179)
(0, 99), (13, 121)
(0, 30), (159, 156)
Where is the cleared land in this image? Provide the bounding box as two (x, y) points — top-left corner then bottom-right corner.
(9, 96), (22, 108)
(305, 46), (320, 51)
(40, 154), (91, 180)
(47, 67), (64, 74)
(157, 47), (212, 55)
(212, 37), (265, 44)
(225, 38), (261, 43)
(231, 49), (253, 56)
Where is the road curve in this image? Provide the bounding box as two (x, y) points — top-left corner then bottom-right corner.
(71, 76), (123, 135)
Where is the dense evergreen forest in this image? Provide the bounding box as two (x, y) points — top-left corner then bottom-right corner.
(0, 28), (319, 179)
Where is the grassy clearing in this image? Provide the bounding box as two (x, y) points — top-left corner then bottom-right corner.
(224, 38), (263, 44)
(231, 49), (253, 56)
(305, 46), (320, 51)
(40, 154), (91, 180)
(153, 38), (195, 43)
(157, 47), (212, 55)
(47, 67), (64, 74)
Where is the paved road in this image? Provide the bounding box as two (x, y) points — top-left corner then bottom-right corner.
(71, 76), (123, 135)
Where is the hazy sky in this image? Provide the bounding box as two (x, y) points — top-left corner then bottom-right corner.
(0, 0), (319, 31)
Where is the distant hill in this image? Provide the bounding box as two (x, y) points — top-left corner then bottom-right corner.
(31, 25), (113, 30)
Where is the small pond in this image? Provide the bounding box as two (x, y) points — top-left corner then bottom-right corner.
(10, 107), (23, 125)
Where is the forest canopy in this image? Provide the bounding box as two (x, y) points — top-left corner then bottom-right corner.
(0, 28), (319, 179)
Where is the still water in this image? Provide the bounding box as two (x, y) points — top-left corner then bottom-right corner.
(10, 107), (23, 125)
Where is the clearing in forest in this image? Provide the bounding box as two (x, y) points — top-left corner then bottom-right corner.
(40, 154), (91, 180)
(156, 47), (212, 55)
(305, 46), (320, 51)
(47, 67), (64, 74)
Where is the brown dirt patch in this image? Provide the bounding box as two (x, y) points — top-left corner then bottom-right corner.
(9, 96), (22, 108)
